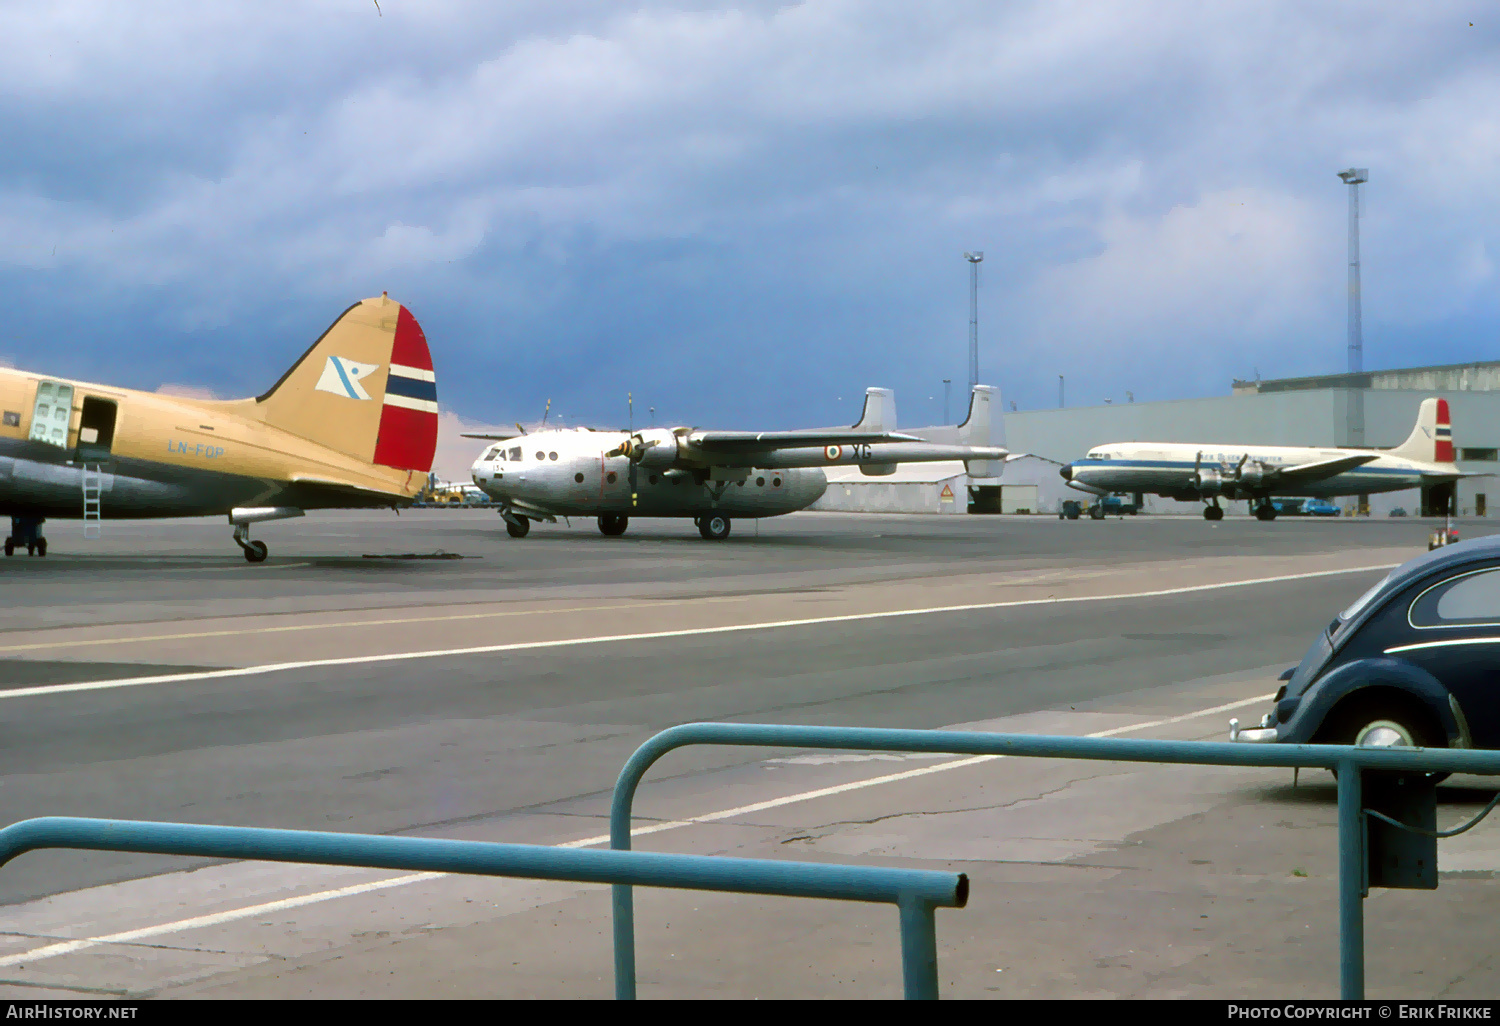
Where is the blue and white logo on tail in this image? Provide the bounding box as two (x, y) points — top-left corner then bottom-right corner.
(315, 355), (380, 401)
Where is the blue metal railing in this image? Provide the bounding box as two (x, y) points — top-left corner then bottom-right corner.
(0, 816), (966, 999)
(609, 722), (1500, 1000)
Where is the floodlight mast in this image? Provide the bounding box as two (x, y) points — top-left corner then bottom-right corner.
(964, 252), (983, 391)
(1337, 169), (1368, 375)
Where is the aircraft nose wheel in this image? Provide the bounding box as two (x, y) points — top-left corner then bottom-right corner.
(1202, 504), (1224, 521)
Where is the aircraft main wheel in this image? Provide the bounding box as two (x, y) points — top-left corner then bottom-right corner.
(598, 514), (629, 537)
(26, 544), (35, 556)
(1203, 505), (1224, 521)
(1256, 505), (1277, 522)
(243, 540), (268, 563)
(3, 540), (12, 557)
(698, 515), (731, 540)
(36, 538), (45, 557)
(506, 518), (530, 538)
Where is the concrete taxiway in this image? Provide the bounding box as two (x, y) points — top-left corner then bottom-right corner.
(1, 510), (1497, 998)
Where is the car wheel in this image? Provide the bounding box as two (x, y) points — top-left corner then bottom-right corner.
(1325, 695), (1449, 784)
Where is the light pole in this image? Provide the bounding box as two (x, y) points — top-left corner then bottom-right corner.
(1337, 169), (1368, 376)
(1338, 167), (1370, 512)
(943, 379), (952, 424)
(1058, 375), (1064, 409)
(964, 252), (983, 391)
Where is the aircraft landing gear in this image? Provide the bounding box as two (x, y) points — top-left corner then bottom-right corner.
(5, 517), (46, 556)
(1254, 500), (1278, 522)
(1202, 502), (1224, 522)
(697, 514), (731, 540)
(501, 509), (531, 538)
(233, 523), (269, 563)
(598, 514), (629, 537)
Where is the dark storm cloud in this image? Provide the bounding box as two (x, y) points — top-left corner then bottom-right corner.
(0, 1), (1497, 434)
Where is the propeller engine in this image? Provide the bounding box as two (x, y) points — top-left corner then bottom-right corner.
(604, 429), (680, 468)
(1232, 453), (1267, 491)
(1190, 451), (1224, 495)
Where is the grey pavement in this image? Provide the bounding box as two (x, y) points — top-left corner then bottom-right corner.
(0, 511), (1494, 999)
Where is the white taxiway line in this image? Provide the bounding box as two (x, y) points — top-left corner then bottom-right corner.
(2, 562), (1394, 702)
(0, 691), (1272, 972)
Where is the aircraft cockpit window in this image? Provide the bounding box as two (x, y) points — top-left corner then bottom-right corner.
(485, 447), (503, 461)
(509, 447), (522, 461)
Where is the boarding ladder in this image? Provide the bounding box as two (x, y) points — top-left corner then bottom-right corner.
(81, 464), (102, 539)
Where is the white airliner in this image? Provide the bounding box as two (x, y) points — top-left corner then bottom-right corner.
(467, 385), (1008, 539)
(1060, 397), (1466, 520)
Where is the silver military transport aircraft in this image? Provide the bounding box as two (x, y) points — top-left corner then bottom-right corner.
(466, 385), (1007, 539)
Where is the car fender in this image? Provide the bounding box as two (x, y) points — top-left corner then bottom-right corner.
(1280, 656), (1466, 746)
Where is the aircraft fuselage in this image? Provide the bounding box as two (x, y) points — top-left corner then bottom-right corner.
(471, 428), (828, 518)
(1064, 442), (1450, 501)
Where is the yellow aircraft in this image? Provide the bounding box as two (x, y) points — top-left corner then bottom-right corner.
(0, 294), (437, 561)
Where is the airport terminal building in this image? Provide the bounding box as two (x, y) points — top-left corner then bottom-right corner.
(812, 359), (1500, 516)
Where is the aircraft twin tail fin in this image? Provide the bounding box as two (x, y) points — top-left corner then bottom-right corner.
(851, 387), (896, 433)
(1386, 398), (1455, 465)
(255, 295), (438, 473)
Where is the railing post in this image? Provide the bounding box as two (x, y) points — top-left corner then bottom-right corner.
(898, 897), (940, 999)
(612, 732), (673, 1000)
(1337, 758), (1364, 1000)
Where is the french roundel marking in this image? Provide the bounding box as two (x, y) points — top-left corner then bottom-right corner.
(824, 445), (842, 460)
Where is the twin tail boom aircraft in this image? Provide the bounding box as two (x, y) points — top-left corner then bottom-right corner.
(467, 384), (1009, 540)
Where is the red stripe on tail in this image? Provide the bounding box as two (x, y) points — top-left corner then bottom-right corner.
(374, 402), (438, 472)
(373, 304), (438, 472)
(1436, 398), (1455, 462)
(390, 305), (433, 371)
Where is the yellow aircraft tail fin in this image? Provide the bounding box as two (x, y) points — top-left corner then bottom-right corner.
(255, 295), (438, 472)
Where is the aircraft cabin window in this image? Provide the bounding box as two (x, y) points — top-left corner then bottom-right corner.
(509, 447), (522, 461)
(772, 478), (782, 487)
(756, 477), (765, 487)
(549, 452), (558, 461)
(574, 473), (584, 483)
(1411, 567), (1500, 628)
(607, 472), (617, 484)
(535, 451), (545, 461)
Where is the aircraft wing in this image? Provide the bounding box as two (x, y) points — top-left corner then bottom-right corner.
(461, 431), (525, 441)
(687, 430), (922, 451)
(1272, 454), (1379, 483)
(289, 474), (412, 506)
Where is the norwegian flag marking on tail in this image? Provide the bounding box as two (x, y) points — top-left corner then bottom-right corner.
(1436, 398), (1454, 463)
(373, 305), (438, 472)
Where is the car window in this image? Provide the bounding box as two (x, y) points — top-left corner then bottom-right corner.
(1410, 567), (1500, 628)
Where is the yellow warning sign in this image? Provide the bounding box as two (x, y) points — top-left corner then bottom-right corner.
(939, 483), (955, 503)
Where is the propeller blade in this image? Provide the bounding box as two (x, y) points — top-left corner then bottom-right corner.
(1235, 453), (1249, 477)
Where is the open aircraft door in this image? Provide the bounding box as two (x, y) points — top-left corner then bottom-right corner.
(76, 396), (118, 463)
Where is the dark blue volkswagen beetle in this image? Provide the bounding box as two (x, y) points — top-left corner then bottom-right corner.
(1230, 535), (1500, 756)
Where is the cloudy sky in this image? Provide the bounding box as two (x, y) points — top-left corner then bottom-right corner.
(1, 1), (1497, 467)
